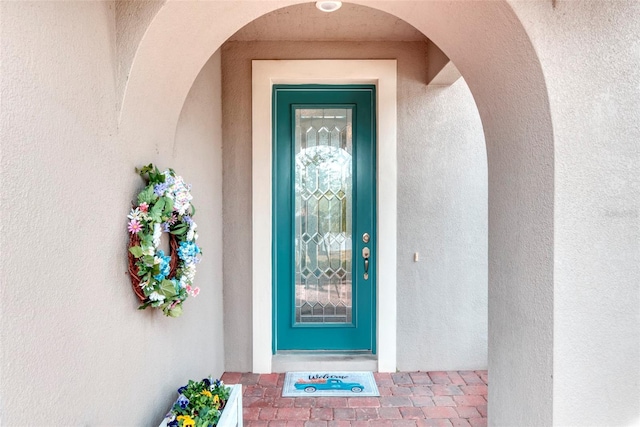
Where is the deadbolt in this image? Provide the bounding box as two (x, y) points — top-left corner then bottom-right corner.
(362, 233), (370, 243)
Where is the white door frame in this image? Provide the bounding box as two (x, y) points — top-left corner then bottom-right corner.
(251, 60), (397, 373)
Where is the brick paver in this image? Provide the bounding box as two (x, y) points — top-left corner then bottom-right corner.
(232, 371), (488, 426)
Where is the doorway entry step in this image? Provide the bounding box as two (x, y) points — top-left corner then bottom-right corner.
(272, 351), (377, 373)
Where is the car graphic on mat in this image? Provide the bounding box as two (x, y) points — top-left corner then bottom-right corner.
(294, 378), (364, 393)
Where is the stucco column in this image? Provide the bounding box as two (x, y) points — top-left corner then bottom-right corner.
(511, 1), (640, 425)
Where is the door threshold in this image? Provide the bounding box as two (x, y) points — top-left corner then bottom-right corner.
(272, 352), (377, 373)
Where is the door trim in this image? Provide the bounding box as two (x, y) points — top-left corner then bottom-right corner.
(251, 60), (397, 373)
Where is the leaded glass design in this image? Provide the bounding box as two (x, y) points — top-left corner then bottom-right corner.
(294, 108), (353, 324)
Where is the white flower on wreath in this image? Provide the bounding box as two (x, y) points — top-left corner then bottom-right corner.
(186, 222), (197, 242)
(164, 171), (193, 215)
(152, 223), (162, 248)
(175, 193), (192, 215)
(179, 276), (189, 289)
(182, 261), (196, 282)
(128, 207), (142, 221)
(148, 291), (165, 302)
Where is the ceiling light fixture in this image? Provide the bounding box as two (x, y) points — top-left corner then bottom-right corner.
(316, 1), (342, 13)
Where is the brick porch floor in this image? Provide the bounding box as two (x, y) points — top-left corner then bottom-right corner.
(221, 371), (488, 427)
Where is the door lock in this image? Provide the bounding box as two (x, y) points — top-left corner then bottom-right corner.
(362, 247), (370, 280)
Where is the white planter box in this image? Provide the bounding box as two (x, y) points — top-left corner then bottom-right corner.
(160, 384), (243, 427)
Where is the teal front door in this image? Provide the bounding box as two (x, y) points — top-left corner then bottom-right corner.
(273, 85), (376, 352)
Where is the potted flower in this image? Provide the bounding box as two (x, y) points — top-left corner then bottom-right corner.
(160, 377), (243, 427)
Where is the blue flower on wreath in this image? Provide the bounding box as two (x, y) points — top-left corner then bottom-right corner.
(183, 215), (193, 225)
(154, 250), (172, 281)
(178, 241), (200, 262)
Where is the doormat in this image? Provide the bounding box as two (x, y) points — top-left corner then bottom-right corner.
(283, 371), (379, 397)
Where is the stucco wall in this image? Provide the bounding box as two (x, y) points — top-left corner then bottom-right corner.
(511, 1), (640, 425)
(0, 2), (224, 424)
(221, 41), (488, 372)
(116, 0), (165, 105)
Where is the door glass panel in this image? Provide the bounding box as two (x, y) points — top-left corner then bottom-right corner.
(294, 108), (353, 324)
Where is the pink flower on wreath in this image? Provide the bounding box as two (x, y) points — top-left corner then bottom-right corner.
(139, 202), (149, 213)
(191, 287), (200, 297)
(128, 219), (143, 234)
(186, 285), (192, 293)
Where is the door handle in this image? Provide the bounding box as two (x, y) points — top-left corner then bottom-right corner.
(362, 247), (370, 280)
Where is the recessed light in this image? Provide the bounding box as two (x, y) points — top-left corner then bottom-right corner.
(316, 1), (342, 13)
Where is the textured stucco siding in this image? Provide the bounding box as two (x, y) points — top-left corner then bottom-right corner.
(511, 1), (640, 425)
(0, 2), (225, 424)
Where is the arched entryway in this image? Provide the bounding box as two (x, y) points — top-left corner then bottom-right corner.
(119, 2), (554, 425)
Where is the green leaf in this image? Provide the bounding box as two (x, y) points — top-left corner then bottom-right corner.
(190, 203), (196, 217)
(142, 255), (155, 266)
(163, 197), (174, 214)
(159, 280), (176, 297)
(169, 226), (188, 236)
(138, 301), (152, 310)
(167, 304), (183, 318)
(140, 233), (153, 247)
(135, 260), (149, 273)
(148, 200), (164, 222)
(148, 165), (165, 184)
(137, 186), (157, 205)
(128, 246), (143, 258)
(136, 164), (153, 176)
(170, 224), (188, 234)
(153, 197), (165, 213)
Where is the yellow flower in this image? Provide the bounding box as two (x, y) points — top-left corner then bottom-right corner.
(177, 415), (195, 427)
(201, 390), (213, 398)
(213, 395), (220, 404)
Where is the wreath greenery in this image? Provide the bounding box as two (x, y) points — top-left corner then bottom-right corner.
(127, 164), (201, 317)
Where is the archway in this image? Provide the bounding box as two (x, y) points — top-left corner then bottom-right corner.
(119, 2), (554, 425)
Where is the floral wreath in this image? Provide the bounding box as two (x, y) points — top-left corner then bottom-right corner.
(127, 164), (201, 317)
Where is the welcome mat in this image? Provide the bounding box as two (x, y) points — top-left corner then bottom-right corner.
(283, 371), (379, 397)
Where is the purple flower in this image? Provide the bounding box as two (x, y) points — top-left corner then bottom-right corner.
(177, 386), (187, 394)
(154, 183), (169, 196)
(183, 215), (193, 225)
(202, 378), (211, 388)
(177, 394), (189, 409)
(162, 222), (170, 232)
(167, 420), (178, 427)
